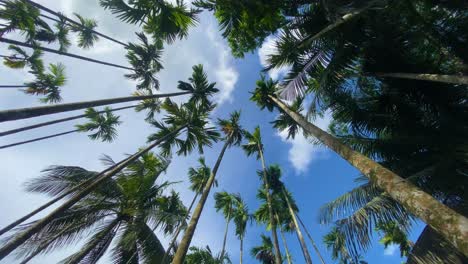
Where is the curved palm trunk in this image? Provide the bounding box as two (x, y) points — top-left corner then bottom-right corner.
(275, 214), (292, 264)
(0, 85), (27, 88)
(296, 214), (326, 264)
(239, 237), (243, 264)
(23, 0), (129, 48)
(0, 125), (185, 260)
(281, 188), (313, 264)
(0, 129), (78, 149)
(0, 37), (133, 70)
(259, 148), (283, 264)
(374, 73), (468, 85)
(269, 95), (468, 255)
(219, 207), (231, 261)
(0, 105), (135, 137)
(172, 139), (231, 264)
(0, 91), (190, 123)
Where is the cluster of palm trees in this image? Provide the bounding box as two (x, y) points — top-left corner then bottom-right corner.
(0, 0), (467, 263)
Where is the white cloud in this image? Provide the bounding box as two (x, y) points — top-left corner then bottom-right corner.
(384, 244), (399, 256)
(258, 35), (291, 80)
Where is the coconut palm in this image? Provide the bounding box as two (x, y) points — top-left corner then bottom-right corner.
(250, 234), (276, 264)
(11, 152), (185, 264)
(233, 196), (249, 264)
(0, 107), (122, 149)
(242, 127), (282, 264)
(214, 191), (241, 261)
(251, 77), (468, 255)
(185, 245), (231, 264)
(172, 110), (244, 264)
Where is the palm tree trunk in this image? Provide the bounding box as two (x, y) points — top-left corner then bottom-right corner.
(0, 37), (133, 70)
(23, 0), (129, 48)
(268, 94), (468, 255)
(296, 214), (326, 264)
(276, 218), (292, 264)
(219, 207), (231, 261)
(374, 72), (468, 85)
(0, 105), (135, 137)
(239, 237), (243, 264)
(0, 129), (79, 149)
(0, 125), (185, 260)
(282, 188), (313, 264)
(0, 85), (27, 88)
(172, 139), (231, 264)
(0, 91), (190, 123)
(259, 148), (283, 264)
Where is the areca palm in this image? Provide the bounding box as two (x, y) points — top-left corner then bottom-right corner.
(250, 234), (276, 264)
(242, 127), (282, 264)
(250, 77), (468, 255)
(323, 227), (367, 264)
(185, 246), (231, 264)
(11, 152), (185, 264)
(23, 62), (66, 103)
(214, 191), (241, 261)
(2, 45), (43, 71)
(172, 111), (244, 264)
(233, 197), (249, 264)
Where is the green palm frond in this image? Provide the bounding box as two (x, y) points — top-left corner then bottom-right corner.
(242, 126), (263, 159)
(217, 110), (243, 146)
(76, 107), (122, 142)
(178, 64), (219, 109)
(0, 0), (41, 41)
(250, 234), (275, 264)
(54, 15), (71, 52)
(250, 76), (278, 112)
(271, 97), (304, 139)
(71, 13), (99, 49)
(24, 63), (66, 103)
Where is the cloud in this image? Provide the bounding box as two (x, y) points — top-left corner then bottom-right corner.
(258, 35), (291, 81)
(383, 244), (399, 256)
(277, 111), (332, 174)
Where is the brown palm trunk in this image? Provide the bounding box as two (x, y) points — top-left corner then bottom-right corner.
(172, 139), (231, 264)
(269, 95), (468, 255)
(0, 129), (79, 149)
(0, 105), (136, 137)
(374, 72), (468, 85)
(0, 91), (190, 123)
(259, 148), (282, 264)
(0, 37), (133, 70)
(0, 125), (185, 260)
(297, 214), (326, 264)
(219, 206), (231, 261)
(282, 188), (313, 264)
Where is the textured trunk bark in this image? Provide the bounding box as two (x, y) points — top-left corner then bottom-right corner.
(0, 126), (185, 260)
(269, 95), (468, 255)
(297, 214), (326, 264)
(282, 188), (313, 264)
(0, 129), (79, 149)
(0, 91), (190, 123)
(0, 37), (133, 70)
(172, 139), (231, 264)
(219, 207), (231, 261)
(0, 105), (136, 137)
(374, 72), (468, 85)
(259, 148), (283, 264)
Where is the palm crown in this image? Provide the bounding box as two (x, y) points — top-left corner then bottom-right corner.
(242, 126), (264, 159)
(24, 62), (66, 103)
(217, 110), (243, 146)
(178, 64), (220, 109)
(188, 157), (215, 193)
(75, 107), (122, 142)
(250, 234), (276, 264)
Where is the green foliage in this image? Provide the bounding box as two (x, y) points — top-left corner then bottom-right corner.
(2, 45), (44, 71)
(217, 110), (243, 146)
(185, 246), (231, 264)
(188, 157), (214, 194)
(250, 234), (275, 264)
(54, 16), (71, 52)
(375, 221), (412, 257)
(24, 63), (66, 103)
(76, 107), (122, 142)
(214, 191), (241, 219)
(0, 0), (42, 41)
(133, 89), (162, 122)
(71, 13), (99, 49)
(178, 64), (220, 109)
(242, 126), (263, 159)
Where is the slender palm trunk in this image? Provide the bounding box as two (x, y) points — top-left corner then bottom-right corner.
(239, 237), (243, 264)
(23, 0), (129, 48)
(296, 214), (326, 264)
(269, 95), (468, 255)
(259, 148), (282, 264)
(172, 139), (231, 264)
(0, 91), (190, 123)
(0, 85), (27, 88)
(282, 188), (313, 264)
(0, 125), (185, 260)
(219, 207), (231, 261)
(374, 72), (468, 85)
(0, 37), (133, 70)
(0, 105), (135, 137)
(276, 217), (292, 264)
(0, 129), (78, 149)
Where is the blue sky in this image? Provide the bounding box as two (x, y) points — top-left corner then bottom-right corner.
(0, 1), (425, 263)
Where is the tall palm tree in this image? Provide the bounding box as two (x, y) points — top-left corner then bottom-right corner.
(323, 227), (367, 264)
(172, 110), (244, 264)
(185, 245), (231, 264)
(0, 107), (122, 149)
(233, 197), (249, 264)
(242, 127), (282, 264)
(214, 191), (241, 261)
(296, 214), (327, 264)
(2, 45), (43, 71)
(23, 62), (66, 103)
(12, 152), (185, 264)
(250, 234), (276, 264)
(251, 77), (468, 255)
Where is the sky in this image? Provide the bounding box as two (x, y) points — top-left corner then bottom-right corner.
(0, 1), (425, 263)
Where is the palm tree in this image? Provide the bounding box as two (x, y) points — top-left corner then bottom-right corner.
(172, 110), (244, 264)
(251, 77), (468, 255)
(242, 127), (282, 264)
(0, 107), (122, 149)
(185, 246), (231, 264)
(250, 234), (276, 264)
(23, 62), (66, 103)
(296, 214), (327, 264)
(214, 191), (241, 261)
(2, 45), (43, 71)
(233, 197), (249, 264)
(13, 152), (185, 264)
(323, 227), (368, 264)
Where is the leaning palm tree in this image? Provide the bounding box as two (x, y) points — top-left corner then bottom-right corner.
(250, 234), (276, 264)
(242, 127), (282, 264)
(214, 191), (241, 261)
(233, 197), (249, 264)
(185, 245), (231, 264)
(251, 77), (468, 255)
(0, 107), (122, 149)
(11, 152), (185, 264)
(172, 110), (244, 264)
